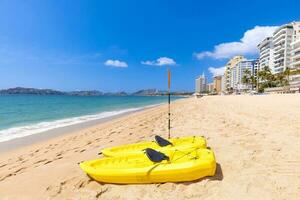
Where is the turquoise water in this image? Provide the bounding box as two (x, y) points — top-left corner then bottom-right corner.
(0, 95), (180, 142)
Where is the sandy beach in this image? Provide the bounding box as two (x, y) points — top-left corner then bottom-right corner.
(0, 94), (300, 199)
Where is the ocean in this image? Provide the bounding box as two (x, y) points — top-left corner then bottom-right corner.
(0, 95), (181, 142)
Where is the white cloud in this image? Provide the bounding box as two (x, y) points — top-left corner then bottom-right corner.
(208, 66), (226, 77)
(141, 57), (176, 66)
(194, 26), (278, 59)
(104, 59), (128, 68)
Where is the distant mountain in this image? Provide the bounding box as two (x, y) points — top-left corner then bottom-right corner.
(0, 87), (192, 96)
(68, 90), (104, 96)
(0, 87), (65, 95)
(133, 89), (160, 96)
(0, 87), (105, 96)
(103, 91), (128, 96)
(132, 89), (168, 96)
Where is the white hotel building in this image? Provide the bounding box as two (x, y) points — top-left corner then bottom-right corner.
(258, 21), (300, 73)
(257, 21), (300, 91)
(223, 56), (258, 92)
(257, 37), (274, 72)
(290, 25), (300, 69)
(229, 59), (258, 91)
(195, 73), (207, 93)
(273, 24), (295, 73)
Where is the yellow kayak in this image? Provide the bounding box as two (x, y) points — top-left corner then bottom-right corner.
(101, 135), (207, 157)
(80, 147), (216, 184)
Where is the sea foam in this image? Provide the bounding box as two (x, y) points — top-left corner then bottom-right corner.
(0, 105), (157, 143)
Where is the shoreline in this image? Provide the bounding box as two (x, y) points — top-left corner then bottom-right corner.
(0, 103), (164, 153)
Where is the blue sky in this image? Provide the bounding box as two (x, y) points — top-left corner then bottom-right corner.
(0, 0), (300, 92)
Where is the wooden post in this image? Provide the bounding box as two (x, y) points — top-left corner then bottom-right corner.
(168, 69), (171, 139)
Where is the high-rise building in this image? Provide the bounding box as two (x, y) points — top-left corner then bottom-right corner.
(290, 23), (300, 70)
(257, 37), (274, 72)
(206, 83), (214, 93)
(272, 24), (294, 73)
(258, 21), (300, 73)
(224, 56), (245, 92)
(290, 33), (300, 88)
(224, 56), (245, 91)
(213, 75), (222, 94)
(195, 73), (207, 93)
(223, 56), (258, 92)
(221, 74), (226, 94)
(230, 59), (258, 91)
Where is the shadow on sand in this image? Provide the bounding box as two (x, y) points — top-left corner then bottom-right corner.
(179, 163), (223, 185)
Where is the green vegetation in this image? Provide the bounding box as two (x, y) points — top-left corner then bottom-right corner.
(241, 69), (257, 90)
(289, 68), (300, 76)
(257, 66), (292, 92)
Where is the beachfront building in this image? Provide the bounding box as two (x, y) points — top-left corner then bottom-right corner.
(224, 55), (258, 92)
(224, 56), (245, 92)
(258, 37), (274, 72)
(206, 83), (214, 93)
(257, 21), (300, 92)
(258, 21), (300, 73)
(272, 24), (294, 73)
(213, 75), (222, 94)
(221, 74), (226, 94)
(291, 40), (300, 69)
(290, 25), (300, 70)
(290, 35), (300, 91)
(233, 59), (258, 91)
(195, 73), (207, 93)
(224, 56), (258, 92)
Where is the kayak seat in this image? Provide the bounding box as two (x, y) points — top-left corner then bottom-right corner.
(155, 135), (173, 147)
(144, 148), (169, 163)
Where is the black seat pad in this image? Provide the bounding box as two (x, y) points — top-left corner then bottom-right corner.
(155, 135), (173, 147)
(145, 148), (169, 162)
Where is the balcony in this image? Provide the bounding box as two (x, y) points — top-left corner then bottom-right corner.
(260, 53), (270, 60)
(260, 51), (268, 57)
(274, 54), (284, 62)
(273, 28), (287, 39)
(274, 47), (285, 54)
(292, 53), (300, 61)
(291, 45), (300, 53)
(274, 59), (284, 67)
(291, 38), (300, 46)
(274, 43), (285, 51)
(273, 36), (286, 46)
(291, 59), (300, 67)
(260, 48), (270, 54)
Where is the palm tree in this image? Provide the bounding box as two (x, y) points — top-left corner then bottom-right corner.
(250, 75), (257, 90)
(275, 73), (286, 86)
(257, 66), (276, 91)
(258, 66), (269, 81)
(242, 68), (251, 91)
(283, 67), (290, 86)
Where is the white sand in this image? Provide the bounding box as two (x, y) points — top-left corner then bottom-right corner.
(0, 94), (300, 199)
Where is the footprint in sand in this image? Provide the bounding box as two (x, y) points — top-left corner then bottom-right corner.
(0, 173), (13, 182)
(34, 159), (48, 164)
(44, 160), (53, 165)
(14, 167), (26, 174)
(46, 180), (66, 197)
(79, 149), (86, 153)
(56, 152), (63, 157)
(0, 164), (7, 168)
